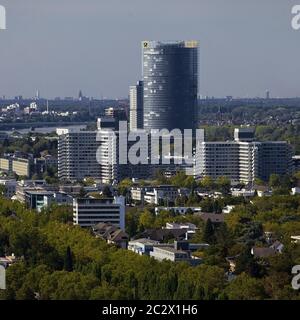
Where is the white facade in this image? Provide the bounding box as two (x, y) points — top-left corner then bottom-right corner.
(129, 81), (143, 131)
(73, 196), (125, 230)
(57, 129), (101, 181)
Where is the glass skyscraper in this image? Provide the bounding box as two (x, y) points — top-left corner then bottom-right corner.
(142, 41), (198, 132)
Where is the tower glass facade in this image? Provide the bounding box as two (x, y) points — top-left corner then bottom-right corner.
(142, 41), (198, 132)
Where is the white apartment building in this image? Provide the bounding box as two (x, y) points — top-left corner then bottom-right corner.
(57, 128), (101, 181)
(195, 128), (293, 184)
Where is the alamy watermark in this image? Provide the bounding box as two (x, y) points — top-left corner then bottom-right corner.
(0, 5), (6, 30)
(96, 121), (204, 176)
(292, 5), (300, 30)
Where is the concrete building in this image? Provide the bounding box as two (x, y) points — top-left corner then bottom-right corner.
(155, 207), (201, 215)
(128, 238), (160, 255)
(73, 196), (125, 229)
(57, 128), (101, 181)
(144, 185), (179, 205)
(196, 128), (293, 184)
(96, 126), (152, 184)
(24, 190), (55, 212)
(129, 81), (144, 131)
(105, 107), (127, 120)
(0, 156), (33, 177)
(150, 245), (201, 266)
(142, 41), (198, 131)
(34, 155), (58, 174)
(0, 178), (17, 198)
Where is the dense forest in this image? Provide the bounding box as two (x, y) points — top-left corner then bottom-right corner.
(0, 194), (300, 300)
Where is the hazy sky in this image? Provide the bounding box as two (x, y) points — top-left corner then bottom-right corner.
(0, 0), (299, 99)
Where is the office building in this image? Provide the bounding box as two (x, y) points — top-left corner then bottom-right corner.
(142, 40), (198, 131)
(129, 81), (144, 130)
(73, 196), (125, 229)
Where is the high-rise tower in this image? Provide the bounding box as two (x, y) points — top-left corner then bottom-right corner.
(129, 81), (144, 131)
(142, 41), (198, 132)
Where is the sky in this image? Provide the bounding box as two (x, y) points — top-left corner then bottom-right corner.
(0, 0), (299, 99)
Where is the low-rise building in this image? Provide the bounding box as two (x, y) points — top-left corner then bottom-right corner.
(144, 185), (178, 205)
(231, 188), (256, 197)
(128, 238), (160, 255)
(251, 241), (284, 258)
(154, 206), (201, 215)
(24, 190), (55, 212)
(139, 228), (188, 242)
(0, 178), (17, 198)
(149, 241), (201, 266)
(73, 196), (125, 229)
(165, 222), (197, 231)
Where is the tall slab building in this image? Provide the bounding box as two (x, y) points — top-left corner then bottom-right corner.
(129, 81), (144, 131)
(142, 40), (198, 132)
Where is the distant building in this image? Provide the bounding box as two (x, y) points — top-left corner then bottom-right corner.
(34, 155), (58, 174)
(0, 155), (33, 177)
(105, 107), (127, 123)
(57, 128), (101, 181)
(196, 127), (293, 184)
(14, 180), (72, 211)
(139, 228), (188, 242)
(0, 178), (17, 198)
(129, 81), (144, 131)
(128, 238), (159, 255)
(143, 185), (179, 205)
(24, 190), (55, 212)
(142, 41), (198, 131)
(150, 242), (201, 266)
(96, 128), (152, 184)
(155, 207), (201, 215)
(251, 241), (284, 258)
(73, 196), (125, 229)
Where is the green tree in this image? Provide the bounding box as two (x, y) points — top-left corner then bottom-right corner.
(202, 219), (215, 244)
(269, 174), (281, 189)
(225, 273), (266, 300)
(64, 246), (73, 272)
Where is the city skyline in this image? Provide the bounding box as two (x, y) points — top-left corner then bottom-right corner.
(0, 0), (299, 99)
